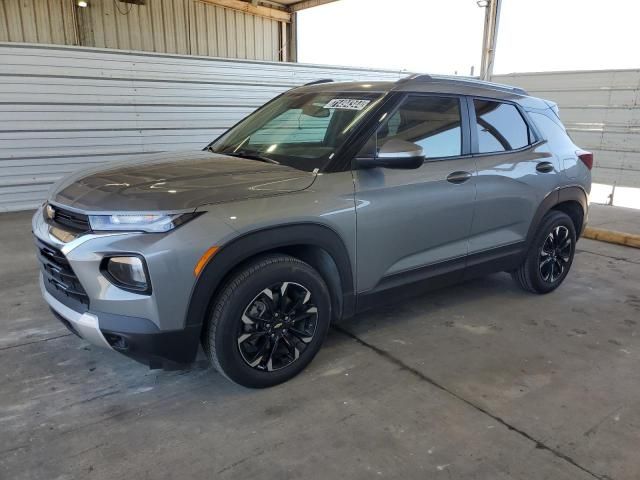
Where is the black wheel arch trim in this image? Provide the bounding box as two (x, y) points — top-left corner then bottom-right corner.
(526, 185), (588, 249)
(184, 222), (356, 330)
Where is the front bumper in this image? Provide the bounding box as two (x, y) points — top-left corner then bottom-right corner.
(42, 272), (202, 368)
(42, 272), (201, 368)
(32, 204), (212, 369)
(41, 274), (111, 349)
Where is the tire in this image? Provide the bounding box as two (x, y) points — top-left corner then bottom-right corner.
(203, 254), (331, 388)
(511, 210), (577, 294)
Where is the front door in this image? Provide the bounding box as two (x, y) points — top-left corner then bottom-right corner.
(353, 94), (477, 295)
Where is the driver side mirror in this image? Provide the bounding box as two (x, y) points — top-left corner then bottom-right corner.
(356, 138), (425, 170)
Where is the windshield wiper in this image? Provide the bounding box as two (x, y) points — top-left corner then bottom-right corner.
(211, 147), (280, 165)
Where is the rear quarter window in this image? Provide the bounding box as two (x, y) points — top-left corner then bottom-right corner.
(473, 100), (531, 153)
(528, 111), (574, 150)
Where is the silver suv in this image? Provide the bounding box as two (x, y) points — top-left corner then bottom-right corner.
(33, 75), (592, 387)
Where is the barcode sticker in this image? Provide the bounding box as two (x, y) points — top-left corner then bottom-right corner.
(323, 98), (371, 110)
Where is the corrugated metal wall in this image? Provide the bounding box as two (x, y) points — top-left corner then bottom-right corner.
(189, 1), (281, 60)
(0, 42), (404, 211)
(0, 0), (283, 61)
(0, 0), (78, 45)
(494, 70), (640, 189)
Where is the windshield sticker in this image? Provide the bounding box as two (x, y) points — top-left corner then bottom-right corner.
(323, 98), (371, 110)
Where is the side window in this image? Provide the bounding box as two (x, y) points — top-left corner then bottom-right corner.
(473, 100), (530, 153)
(528, 112), (573, 150)
(368, 96), (463, 159)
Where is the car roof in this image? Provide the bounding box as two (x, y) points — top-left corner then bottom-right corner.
(295, 74), (534, 103)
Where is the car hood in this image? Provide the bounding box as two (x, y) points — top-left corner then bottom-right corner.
(51, 151), (317, 212)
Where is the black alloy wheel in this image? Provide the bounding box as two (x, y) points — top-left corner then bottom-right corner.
(204, 254), (331, 388)
(511, 210), (577, 294)
(238, 281), (318, 372)
(539, 225), (573, 283)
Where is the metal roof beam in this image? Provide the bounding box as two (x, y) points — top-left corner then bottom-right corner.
(197, 0), (292, 22)
(289, 0), (339, 12)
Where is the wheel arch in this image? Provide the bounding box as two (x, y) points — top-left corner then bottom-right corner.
(552, 200), (585, 236)
(526, 186), (588, 248)
(184, 223), (356, 332)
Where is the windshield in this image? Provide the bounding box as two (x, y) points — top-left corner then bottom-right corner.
(209, 91), (384, 171)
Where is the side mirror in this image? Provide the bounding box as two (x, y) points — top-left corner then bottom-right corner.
(356, 139), (425, 169)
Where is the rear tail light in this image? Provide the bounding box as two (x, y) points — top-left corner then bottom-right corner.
(577, 150), (593, 170)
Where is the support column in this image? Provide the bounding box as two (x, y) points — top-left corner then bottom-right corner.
(479, 0), (502, 81)
(286, 12), (298, 62)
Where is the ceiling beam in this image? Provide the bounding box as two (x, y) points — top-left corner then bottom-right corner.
(289, 0), (339, 12)
(197, 0), (291, 22)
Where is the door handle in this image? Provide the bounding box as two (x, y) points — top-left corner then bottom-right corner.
(446, 171), (472, 184)
(536, 161), (554, 173)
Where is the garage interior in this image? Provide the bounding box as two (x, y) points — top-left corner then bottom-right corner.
(1, 1), (640, 479)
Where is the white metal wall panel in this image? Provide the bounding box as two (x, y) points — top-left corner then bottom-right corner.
(494, 70), (640, 188)
(0, 42), (404, 211)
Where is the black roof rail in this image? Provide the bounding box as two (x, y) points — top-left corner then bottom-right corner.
(396, 73), (432, 83)
(396, 73), (528, 96)
(303, 79), (334, 86)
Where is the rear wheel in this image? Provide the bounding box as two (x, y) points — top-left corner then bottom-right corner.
(204, 254), (331, 388)
(512, 210), (576, 294)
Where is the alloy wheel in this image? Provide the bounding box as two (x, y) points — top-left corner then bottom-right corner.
(237, 282), (319, 372)
(539, 225), (572, 283)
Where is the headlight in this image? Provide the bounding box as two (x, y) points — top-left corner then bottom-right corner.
(102, 256), (150, 293)
(88, 212), (200, 233)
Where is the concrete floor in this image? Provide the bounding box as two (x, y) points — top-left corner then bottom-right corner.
(588, 204), (640, 236)
(2, 210), (640, 480)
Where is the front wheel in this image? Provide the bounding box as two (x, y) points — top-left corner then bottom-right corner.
(512, 210), (577, 294)
(204, 254), (331, 388)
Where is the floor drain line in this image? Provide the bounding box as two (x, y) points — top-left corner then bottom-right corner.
(0, 333), (73, 351)
(332, 324), (610, 480)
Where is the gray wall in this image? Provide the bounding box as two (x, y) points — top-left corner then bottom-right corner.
(494, 70), (640, 189)
(0, 42), (404, 212)
(0, 0), (284, 61)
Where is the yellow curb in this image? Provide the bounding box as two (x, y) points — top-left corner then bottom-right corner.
(583, 227), (640, 249)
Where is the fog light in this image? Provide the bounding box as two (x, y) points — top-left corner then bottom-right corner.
(104, 333), (128, 350)
(104, 256), (150, 293)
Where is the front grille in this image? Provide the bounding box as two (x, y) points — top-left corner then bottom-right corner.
(47, 204), (91, 232)
(36, 238), (90, 309)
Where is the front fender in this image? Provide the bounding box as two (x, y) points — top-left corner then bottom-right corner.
(184, 223), (356, 330)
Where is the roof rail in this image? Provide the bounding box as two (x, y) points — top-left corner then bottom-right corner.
(396, 73), (528, 95)
(396, 73), (432, 83)
(303, 79), (334, 86)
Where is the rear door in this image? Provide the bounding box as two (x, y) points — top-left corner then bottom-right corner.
(467, 97), (561, 262)
(353, 94), (477, 295)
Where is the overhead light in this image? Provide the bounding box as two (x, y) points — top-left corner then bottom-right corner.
(77, 0), (88, 7)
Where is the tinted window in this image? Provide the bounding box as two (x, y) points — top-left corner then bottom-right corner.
(473, 100), (530, 153)
(253, 107), (335, 144)
(211, 91), (383, 172)
(372, 96), (462, 159)
(529, 111), (572, 149)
